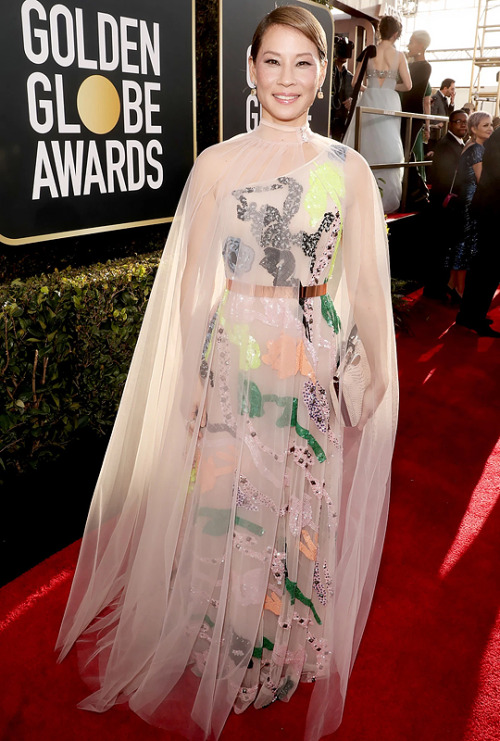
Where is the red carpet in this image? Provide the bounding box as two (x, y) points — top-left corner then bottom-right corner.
(1, 289), (499, 741)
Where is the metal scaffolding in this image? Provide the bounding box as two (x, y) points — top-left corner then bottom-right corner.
(426, 46), (500, 64)
(469, 0), (500, 115)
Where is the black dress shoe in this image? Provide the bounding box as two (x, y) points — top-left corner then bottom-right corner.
(447, 288), (462, 305)
(456, 316), (500, 337)
(476, 324), (500, 337)
(423, 288), (448, 300)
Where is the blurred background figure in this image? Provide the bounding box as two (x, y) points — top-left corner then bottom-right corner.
(330, 35), (354, 141)
(401, 31), (432, 155)
(456, 125), (500, 337)
(344, 15), (412, 213)
(423, 110), (468, 300)
(428, 78), (456, 154)
(446, 111), (493, 300)
(400, 29), (432, 209)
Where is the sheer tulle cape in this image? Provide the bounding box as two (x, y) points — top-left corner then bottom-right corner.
(56, 123), (398, 741)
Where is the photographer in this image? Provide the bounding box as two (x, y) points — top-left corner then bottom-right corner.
(331, 35), (354, 141)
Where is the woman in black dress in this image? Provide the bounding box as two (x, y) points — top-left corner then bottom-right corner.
(456, 125), (500, 335)
(400, 31), (432, 208)
(400, 30), (432, 157)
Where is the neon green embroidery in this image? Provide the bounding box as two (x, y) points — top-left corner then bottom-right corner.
(239, 378), (294, 425)
(305, 162), (345, 228)
(320, 294), (341, 334)
(238, 376), (326, 462)
(252, 636), (275, 659)
(239, 378), (265, 417)
(235, 515), (265, 536)
(197, 507), (264, 536)
(285, 578), (322, 624)
(304, 161), (345, 281)
(219, 316), (261, 370)
(290, 398), (326, 462)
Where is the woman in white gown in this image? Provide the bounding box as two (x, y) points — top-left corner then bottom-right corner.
(345, 16), (412, 213)
(56, 8), (398, 741)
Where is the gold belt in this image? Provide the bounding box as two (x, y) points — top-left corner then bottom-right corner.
(225, 279), (327, 299)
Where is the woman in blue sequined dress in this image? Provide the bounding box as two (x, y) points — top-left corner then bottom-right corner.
(345, 16), (412, 213)
(446, 111), (493, 297)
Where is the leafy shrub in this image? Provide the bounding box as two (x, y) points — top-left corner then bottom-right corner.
(0, 252), (161, 475)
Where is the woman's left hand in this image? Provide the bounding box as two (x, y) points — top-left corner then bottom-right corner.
(356, 382), (387, 430)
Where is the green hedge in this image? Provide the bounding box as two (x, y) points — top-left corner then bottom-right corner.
(0, 251), (410, 478)
(0, 252), (161, 476)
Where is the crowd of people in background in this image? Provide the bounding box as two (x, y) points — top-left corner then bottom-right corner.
(331, 16), (499, 338)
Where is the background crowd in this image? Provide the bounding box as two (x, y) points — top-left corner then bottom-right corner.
(331, 16), (499, 338)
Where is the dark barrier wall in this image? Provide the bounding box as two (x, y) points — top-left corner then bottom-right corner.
(0, 0), (195, 245)
(221, 0), (334, 141)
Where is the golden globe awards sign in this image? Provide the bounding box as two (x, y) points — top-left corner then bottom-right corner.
(0, 0), (195, 245)
(221, 0), (333, 141)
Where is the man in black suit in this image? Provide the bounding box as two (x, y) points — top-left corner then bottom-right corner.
(456, 126), (500, 337)
(428, 78), (456, 152)
(423, 110), (468, 299)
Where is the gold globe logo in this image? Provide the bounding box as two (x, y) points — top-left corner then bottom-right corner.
(77, 75), (121, 135)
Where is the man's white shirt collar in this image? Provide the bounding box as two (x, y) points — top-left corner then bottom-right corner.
(449, 131), (464, 145)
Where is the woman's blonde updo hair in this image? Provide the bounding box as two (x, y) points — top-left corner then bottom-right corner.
(378, 15), (403, 41)
(250, 6), (328, 63)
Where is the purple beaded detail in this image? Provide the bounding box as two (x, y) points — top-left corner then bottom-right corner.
(303, 379), (330, 434)
(311, 209), (341, 283)
(312, 560), (334, 606)
(271, 550), (286, 586)
(289, 444), (337, 526)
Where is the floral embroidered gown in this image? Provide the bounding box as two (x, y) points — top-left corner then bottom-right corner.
(57, 120), (398, 741)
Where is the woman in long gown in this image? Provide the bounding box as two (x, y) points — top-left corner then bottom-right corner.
(447, 111), (493, 297)
(344, 15), (412, 213)
(400, 30), (432, 200)
(56, 8), (398, 741)
(400, 30), (432, 160)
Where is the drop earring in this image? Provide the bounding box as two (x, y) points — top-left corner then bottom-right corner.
(251, 84), (257, 96)
(317, 88), (324, 100)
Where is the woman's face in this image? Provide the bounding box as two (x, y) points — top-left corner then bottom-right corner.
(408, 35), (423, 57)
(249, 24), (326, 127)
(472, 115), (493, 143)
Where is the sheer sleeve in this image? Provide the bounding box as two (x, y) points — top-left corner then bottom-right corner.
(305, 146), (398, 741)
(55, 149), (225, 660)
(343, 147), (393, 420)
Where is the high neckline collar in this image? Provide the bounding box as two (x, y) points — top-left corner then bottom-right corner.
(258, 117), (312, 143)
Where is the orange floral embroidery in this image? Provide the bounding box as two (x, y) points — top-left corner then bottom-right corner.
(296, 341), (315, 380)
(299, 529), (318, 561)
(264, 592), (282, 616)
(262, 334), (315, 380)
(199, 447), (237, 493)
